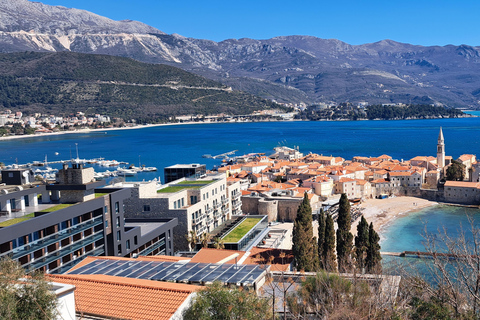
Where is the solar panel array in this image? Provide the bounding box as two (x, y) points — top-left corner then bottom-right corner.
(68, 258), (267, 286)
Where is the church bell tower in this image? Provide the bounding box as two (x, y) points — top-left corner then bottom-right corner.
(437, 127), (445, 168)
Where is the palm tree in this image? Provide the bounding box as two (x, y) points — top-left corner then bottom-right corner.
(200, 232), (211, 248)
(187, 230), (198, 251)
(212, 237), (225, 249)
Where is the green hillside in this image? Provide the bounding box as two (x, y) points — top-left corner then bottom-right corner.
(0, 52), (282, 122)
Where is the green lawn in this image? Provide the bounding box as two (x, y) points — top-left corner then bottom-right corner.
(157, 185), (201, 193)
(177, 180), (214, 185)
(95, 193), (109, 198)
(0, 213), (35, 228)
(37, 203), (74, 213)
(222, 218), (262, 243)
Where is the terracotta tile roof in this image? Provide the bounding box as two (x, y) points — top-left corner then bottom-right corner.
(389, 171), (413, 177)
(378, 154), (392, 160)
(190, 248), (248, 264)
(354, 179), (369, 185)
(338, 177), (356, 183)
(444, 181), (480, 188)
(136, 255), (191, 262)
(371, 178), (388, 184)
(244, 247), (293, 272)
(47, 273), (197, 320)
(459, 154), (476, 162)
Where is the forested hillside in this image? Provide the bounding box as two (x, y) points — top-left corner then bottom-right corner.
(0, 52), (282, 122)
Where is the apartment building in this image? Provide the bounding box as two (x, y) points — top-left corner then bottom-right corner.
(120, 171), (242, 251)
(0, 163), (177, 274)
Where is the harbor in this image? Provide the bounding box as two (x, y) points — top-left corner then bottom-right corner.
(4, 157), (158, 181)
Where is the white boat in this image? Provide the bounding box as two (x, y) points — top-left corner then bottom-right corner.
(117, 168), (137, 176)
(142, 167), (157, 172)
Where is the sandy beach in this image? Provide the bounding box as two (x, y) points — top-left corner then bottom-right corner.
(351, 196), (438, 236)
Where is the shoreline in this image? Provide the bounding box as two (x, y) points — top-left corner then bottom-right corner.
(0, 114), (475, 142)
(0, 121), (217, 142)
(351, 196), (438, 236)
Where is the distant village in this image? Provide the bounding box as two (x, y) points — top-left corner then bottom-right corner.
(226, 128), (479, 218)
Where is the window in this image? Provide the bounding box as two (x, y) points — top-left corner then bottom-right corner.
(118, 244), (122, 253)
(105, 220), (108, 228)
(117, 231), (121, 241)
(104, 206), (108, 214)
(143, 205), (150, 212)
(115, 202), (119, 214)
(126, 240), (130, 250)
(116, 217), (120, 228)
(8, 173), (13, 178)
(174, 201), (177, 209)
(134, 236), (138, 245)
(181, 198), (184, 207)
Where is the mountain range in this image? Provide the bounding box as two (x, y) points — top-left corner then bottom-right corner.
(1, 0), (480, 108)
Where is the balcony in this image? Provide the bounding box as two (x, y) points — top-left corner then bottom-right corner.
(213, 202), (222, 209)
(222, 198), (229, 205)
(232, 192), (241, 200)
(205, 208), (213, 215)
(1, 216), (104, 261)
(206, 218), (214, 226)
(233, 201), (242, 209)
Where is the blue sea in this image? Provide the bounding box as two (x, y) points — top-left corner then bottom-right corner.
(1, 117), (480, 255)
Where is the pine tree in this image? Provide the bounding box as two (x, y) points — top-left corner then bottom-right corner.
(354, 216), (369, 272)
(292, 193), (318, 271)
(317, 209), (326, 269)
(336, 193), (354, 273)
(366, 222), (382, 274)
(323, 213), (337, 272)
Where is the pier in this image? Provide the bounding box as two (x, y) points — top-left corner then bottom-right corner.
(381, 251), (473, 260)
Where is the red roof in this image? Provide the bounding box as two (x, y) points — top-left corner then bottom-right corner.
(47, 273), (197, 320)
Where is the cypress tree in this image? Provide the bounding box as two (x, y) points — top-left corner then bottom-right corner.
(317, 209), (326, 269)
(292, 193), (318, 271)
(323, 213), (337, 272)
(336, 193), (354, 273)
(354, 216), (369, 272)
(366, 222), (382, 274)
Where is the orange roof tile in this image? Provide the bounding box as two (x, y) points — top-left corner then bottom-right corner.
(47, 273), (197, 320)
(444, 181), (480, 188)
(244, 247), (293, 272)
(190, 248), (248, 264)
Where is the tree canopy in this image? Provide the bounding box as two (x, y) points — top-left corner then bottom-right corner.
(292, 193), (318, 271)
(336, 193), (354, 273)
(446, 160), (465, 181)
(0, 257), (57, 320)
(182, 281), (271, 320)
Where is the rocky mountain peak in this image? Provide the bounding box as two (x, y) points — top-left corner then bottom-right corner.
(0, 0), (163, 35)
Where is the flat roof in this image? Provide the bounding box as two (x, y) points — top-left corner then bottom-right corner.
(164, 164), (205, 169)
(124, 222), (165, 237)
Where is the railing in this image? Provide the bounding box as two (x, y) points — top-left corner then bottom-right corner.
(222, 198), (229, 205)
(138, 239), (166, 256)
(205, 208), (213, 215)
(213, 202), (221, 209)
(0, 216), (104, 260)
(24, 232), (104, 271)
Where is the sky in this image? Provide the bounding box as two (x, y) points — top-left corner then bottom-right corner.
(39, 0), (480, 46)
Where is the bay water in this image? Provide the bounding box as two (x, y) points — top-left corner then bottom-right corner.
(1, 117), (480, 255)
